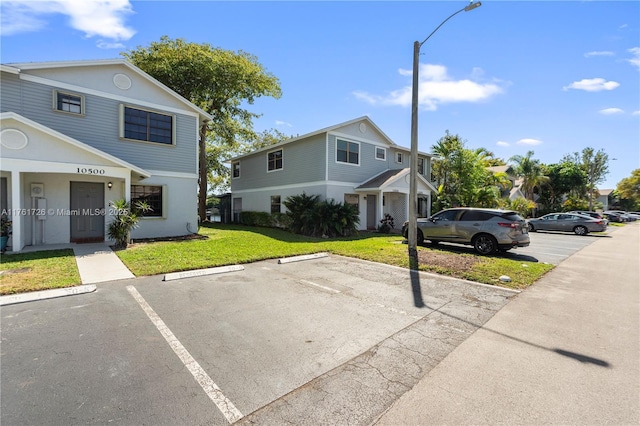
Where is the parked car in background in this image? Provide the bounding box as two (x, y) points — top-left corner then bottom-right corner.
(527, 213), (607, 235)
(401, 207), (530, 255)
(568, 210), (608, 225)
(605, 210), (636, 222)
(603, 211), (624, 223)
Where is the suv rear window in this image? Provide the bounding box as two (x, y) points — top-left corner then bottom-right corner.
(500, 212), (524, 221)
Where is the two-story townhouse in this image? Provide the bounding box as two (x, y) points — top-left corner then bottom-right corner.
(229, 116), (436, 231)
(0, 60), (211, 252)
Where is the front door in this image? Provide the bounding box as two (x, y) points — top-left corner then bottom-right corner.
(70, 182), (105, 243)
(367, 195), (377, 230)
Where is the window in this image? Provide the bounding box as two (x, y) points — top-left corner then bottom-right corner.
(337, 139), (359, 165)
(271, 196), (281, 214)
(122, 106), (173, 145)
(131, 185), (163, 217)
(375, 147), (386, 161)
(344, 194), (359, 213)
(232, 161), (240, 178)
(268, 149), (283, 171)
(55, 91), (83, 115)
(433, 209), (459, 221)
(418, 158), (425, 175)
(396, 152), (403, 163)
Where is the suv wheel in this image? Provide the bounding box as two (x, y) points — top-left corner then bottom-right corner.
(473, 234), (497, 255)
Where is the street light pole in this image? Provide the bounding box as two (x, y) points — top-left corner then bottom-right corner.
(408, 1), (482, 269)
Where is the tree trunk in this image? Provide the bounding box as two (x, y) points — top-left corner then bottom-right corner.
(198, 122), (209, 222)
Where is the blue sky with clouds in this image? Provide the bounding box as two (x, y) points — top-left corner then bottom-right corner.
(1, 0), (638, 189)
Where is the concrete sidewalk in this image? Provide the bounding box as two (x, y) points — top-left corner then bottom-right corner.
(375, 224), (640, 425)
(73, 243), (135, 284)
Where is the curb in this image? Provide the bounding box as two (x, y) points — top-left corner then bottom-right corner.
(278, 252), (329, 264)
(163, 265), (245, 281)
(0, 284), (97, 306)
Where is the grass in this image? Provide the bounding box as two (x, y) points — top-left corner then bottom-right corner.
(0, 249), (81, 295)
(117, 223), (554, 289)
(0, 223), (558, 294)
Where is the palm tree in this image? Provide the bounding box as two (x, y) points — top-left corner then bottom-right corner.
(509, 151), (550, 201)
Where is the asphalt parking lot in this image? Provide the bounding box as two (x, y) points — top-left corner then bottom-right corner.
(505, 228), (612, 264)
(0, 227), (612, 425)
(1, 255), (517, 425)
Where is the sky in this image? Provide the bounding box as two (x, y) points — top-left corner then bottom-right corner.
(1, 0), (638, 190)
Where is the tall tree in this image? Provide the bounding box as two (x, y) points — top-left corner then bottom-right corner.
(509, 151), (549, 201)
(431, 133), (505, 209)
(122, 36), (282, 220)
(616, 169), (640, 210)
(537, 161), (586, 214)
(561, 148), (610, 210)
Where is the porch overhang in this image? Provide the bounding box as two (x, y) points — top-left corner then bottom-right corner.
(354, 168), (436, 194)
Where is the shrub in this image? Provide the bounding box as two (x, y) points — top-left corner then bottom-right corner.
(378, 213), (394, 233)
(283, 193), (359, 237)
(107, 199), (152, 249)
(239, 211), (273, 227)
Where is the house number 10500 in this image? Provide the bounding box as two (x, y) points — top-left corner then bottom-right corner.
(77, 167), (106, 175)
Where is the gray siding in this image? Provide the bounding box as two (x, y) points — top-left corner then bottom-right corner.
(1, 74), (197, 174)
(232, 134), (326, 191)
(327, 134), (401, 184)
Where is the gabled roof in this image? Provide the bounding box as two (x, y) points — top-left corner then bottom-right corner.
(1, 112), (150, 178)
(229, 116), (433, 161)
(598, 188), (614, 196)
(356, 168), (437, 193)
(3, 59), (212, 122)
(357, 169), (406, 189)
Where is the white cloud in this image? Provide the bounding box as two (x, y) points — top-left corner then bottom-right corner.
(1, 0), (135, 43)
(275, 120), (293, 127)
(96, 40), (125, 49)
(632, 110), (640, 116)
(626, 47), (640, 70)
(599, 108), (624, 115)
(563, 78), (620, 92)
(584, 51), (614, 58)
(353, 64), (504, 111)
(496, 141), (510, 147)
(516, 138), (542, 146)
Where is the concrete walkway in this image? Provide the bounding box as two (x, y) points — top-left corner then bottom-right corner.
(375, 224), (640, 425)
(72, 243), (135, 284)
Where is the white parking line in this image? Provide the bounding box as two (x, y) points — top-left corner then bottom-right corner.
(298, 279), (341, 294)
(126, 285), (243, 424)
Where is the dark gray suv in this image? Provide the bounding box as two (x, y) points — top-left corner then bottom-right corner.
(402, 207), (530, 255)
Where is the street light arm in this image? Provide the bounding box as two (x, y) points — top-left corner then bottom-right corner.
(419, 2), (481, 47)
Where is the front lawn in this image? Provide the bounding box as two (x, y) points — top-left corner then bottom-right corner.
(0, 249), (80, 295)
(0, 223), (556, 295)
(117, 223), (553, 289)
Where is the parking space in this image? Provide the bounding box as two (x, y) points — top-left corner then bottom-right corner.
(1, 255), (517, 425)
(506, 229), (612, 264)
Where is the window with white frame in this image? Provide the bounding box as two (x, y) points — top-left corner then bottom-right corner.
(418, 158), (425, 175)
(375, 147), (386, 161)
(396, 152), (403, 163)
(232, 161), (241, 178)
(271, 195), (281, 214)
(121, 105), (174, 145)
(131, 185), (164, 217)
(54, 90), (84, 115)
(336, 139), (359, 165)
(268, 149), (283, 171)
